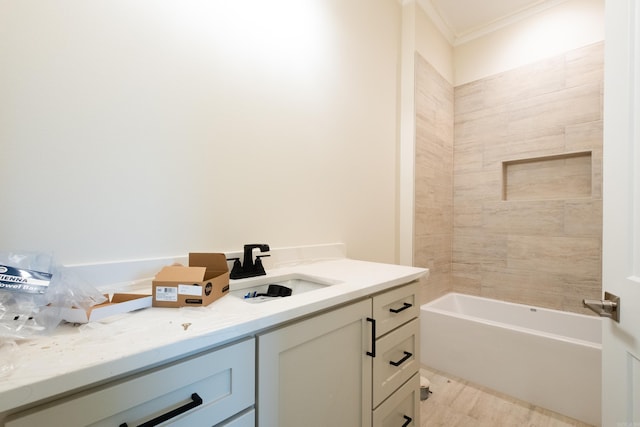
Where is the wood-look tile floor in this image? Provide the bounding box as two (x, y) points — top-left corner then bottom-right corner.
(419, 367), (595, 427)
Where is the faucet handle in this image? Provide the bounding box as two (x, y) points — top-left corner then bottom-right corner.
(254, 254), (270, 275)
(227, 258), (242, 278)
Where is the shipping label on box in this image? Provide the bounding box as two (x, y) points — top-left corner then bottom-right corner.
(155, 285), (179, 302)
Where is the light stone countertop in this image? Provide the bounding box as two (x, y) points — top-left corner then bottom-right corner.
(0, 253), (427, 415)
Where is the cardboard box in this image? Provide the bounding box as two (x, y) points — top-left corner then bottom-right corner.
(59, 294), (152, 323)
(152, 253), (230, 308)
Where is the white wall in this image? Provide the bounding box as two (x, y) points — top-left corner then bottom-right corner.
(398, 1), (417, 266)
(454, 0), (605, 86)
(415, 4), (453, 85)
(397, 1), (453, 266)
(0, 0), (401, 265)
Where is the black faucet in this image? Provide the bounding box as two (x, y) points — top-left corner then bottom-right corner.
(229, 244), (270, 279)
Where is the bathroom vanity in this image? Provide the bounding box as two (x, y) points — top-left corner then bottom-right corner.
(258, 281), (420, 427)
(0, 245), (427, 427)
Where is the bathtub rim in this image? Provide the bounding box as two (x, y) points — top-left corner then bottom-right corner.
(420, 292), (602, 349)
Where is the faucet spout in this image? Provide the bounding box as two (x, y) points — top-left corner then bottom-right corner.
(230, 244), (270, 279)
(242, 244), (270, 269)
(582, 291), (620, 322)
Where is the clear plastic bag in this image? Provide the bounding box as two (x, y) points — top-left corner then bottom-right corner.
(0, 251), (107, 338)
(35, 265), (107, 332)
(0, 251), (108, 378)
(0, 251), (52, 338)
(0, 340), (18, 379)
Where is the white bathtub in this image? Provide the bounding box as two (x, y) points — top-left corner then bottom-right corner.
(420, 293), (601, 426)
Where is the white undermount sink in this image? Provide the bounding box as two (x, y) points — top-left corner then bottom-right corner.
(229, 273), (341, 303)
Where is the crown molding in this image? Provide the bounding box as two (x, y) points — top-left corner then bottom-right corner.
(416, 0), (571, 47)
(415, 0), (456, 45)
(453, 0), (570, 46)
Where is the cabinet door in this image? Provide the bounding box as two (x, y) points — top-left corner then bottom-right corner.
(258, 299), (372, 427)
(6, 339), (254, 427)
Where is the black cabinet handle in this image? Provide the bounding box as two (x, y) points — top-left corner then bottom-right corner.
(119, 393), (203, 427)
(389, 351), (413, 367)
(401, 415), (413, 426)
(389, 302), (412, 314)
(366, 317), (376, 357)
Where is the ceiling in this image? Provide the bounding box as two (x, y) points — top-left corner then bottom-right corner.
(417, 0), (567, 45)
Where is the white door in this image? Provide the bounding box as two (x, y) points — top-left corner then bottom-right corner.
(602, 0), (640, 425)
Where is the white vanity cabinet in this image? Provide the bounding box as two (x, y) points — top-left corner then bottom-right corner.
(4, 338), (255, 427)
(258, 281), (420, 427)
(257, 298), (373, 427)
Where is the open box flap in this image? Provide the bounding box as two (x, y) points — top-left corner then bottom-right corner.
(155, 265), (206, 282)
(189, 253), (229, 275)
(60, 293), (152, 323)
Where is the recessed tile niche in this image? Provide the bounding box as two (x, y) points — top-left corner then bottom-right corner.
(502, 151), (592, 201)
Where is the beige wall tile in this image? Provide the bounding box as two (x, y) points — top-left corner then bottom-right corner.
(415, 234), (452, 269)
(454, 140), (484, 173)
(415, 237), (453, 306)
(454, 80), (486, 116)
(414, 53), (455, 301)
(565, 42), (604, 89)
(481, 267), (566, 310)
(453, 200), (483, 229)
(451, 265), (482, 295)
(481, 201), (511, 234)
(506, 235), (601, 277)
(483, 56), (566, 108)
(454, 231), (507, 267)
(484, 126), (565, 169)
(506, 83), (602, 134)
(498, 200), (565, 235)
(414, 185), (453, 237)
(564, 199), (602, 237)
(419, 272), (450, 306)
(421, 42), (603, 313)
(565, 120), (602, 151)
(454, 170), (502, 202)
(455, 105), (509, 144)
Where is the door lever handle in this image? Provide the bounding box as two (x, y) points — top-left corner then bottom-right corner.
(583, 291), (620, 322)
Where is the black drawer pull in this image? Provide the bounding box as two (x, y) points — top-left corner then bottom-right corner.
(401, 415), (413, 426)
(366, 317), (376, 357)
(389, 351), (412, 367)
(389, 302), (412, 314)
(120, 393), (203, 427)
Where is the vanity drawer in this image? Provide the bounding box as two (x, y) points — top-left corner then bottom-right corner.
(217, 408), (255, 427)
(373, 374), (420, 427)
(373, 318), (419, 407)
(6, 338), (255, 427)
(373, 281), (419, 337)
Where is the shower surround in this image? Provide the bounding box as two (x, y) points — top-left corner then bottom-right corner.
(415, 42), (603, 314)
(414, 53), (454, 304)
